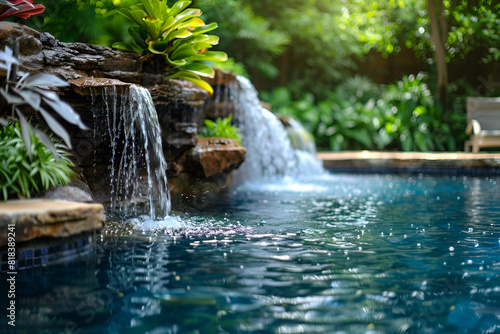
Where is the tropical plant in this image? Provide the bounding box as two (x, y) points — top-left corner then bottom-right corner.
(261, 76), (389, 151)
(382, 73), (458, 151)
(336, 75), (382, 104)
(0, 0), (44, 21)
(111, 0), (227, 95)
(263, 73), (466, 152)
(199, 0), (290, 81)
(200, 115), (242, 145)
(0, 45), (88, 160)
(0, 122), (74, 200)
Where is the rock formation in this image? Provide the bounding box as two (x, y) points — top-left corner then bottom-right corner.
(0, 22), (246, 210)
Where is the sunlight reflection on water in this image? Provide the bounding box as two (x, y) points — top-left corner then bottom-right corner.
(4, 173), (500, 334)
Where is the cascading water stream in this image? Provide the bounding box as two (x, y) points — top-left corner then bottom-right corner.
(87, 74), (320, 224)
(232, 76), (324, 184)
(91, 84), (171, 219)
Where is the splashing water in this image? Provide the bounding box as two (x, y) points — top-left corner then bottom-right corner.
(93, 84), (171, 219)
(232, 76), (323, 184)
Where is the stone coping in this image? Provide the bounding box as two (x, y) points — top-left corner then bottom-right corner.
(0, 200), (104, 247)
(317, 151), (500, 174)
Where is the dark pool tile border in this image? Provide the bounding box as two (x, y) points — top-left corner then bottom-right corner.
(0, 232), (96, 272)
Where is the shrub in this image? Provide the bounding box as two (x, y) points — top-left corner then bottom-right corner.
(0, 43), (87, 200)
(0, 123), (74, 200)
(111, 0), (227, 95)
(262, 73), (466, 152)
(0, 45), (88, 159)
(200, 115), (242, 145)
(382, 73), (456, 151)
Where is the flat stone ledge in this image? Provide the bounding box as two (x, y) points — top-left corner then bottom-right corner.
(318, 151), (500, 166)
(0, 200), (104, 247)
(318, 151), (500, 175)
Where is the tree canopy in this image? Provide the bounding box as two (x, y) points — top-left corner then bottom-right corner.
(10, 0), (499, 100)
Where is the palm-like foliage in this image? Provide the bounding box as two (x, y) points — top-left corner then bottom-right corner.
(112, 0), (227, 95)
(0, 45), (88, 160)
(200, 115), (242, 145)
(0, 122), (74, 200)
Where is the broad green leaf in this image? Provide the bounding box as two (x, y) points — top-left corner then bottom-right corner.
(183, 76), (213, 95)
(191, 23), (218, 35)
(159, 16), (176, 33)
(165, 53), (187, 66)
(191, 42), (216, 51)
(128, 26), (149, 49)
(142, 16), (163, 39)
(151, 39), (170, 54)
(203, 35), (220, 45)
(169, 0), (192, 18)
(166, 70), (213, 95)
(163, 28), (192, 42)
(181, 62), (215, 77)
(118, 8), (149, 29)
(139, 0), (156, 17)
(148, 40), (170, 55)
(112, 41), (137, 52)
(179, 34), (218, 45)
(165, 69), (196, 80)
(186, 51), (228, 62)
(174, 17), (205, 31)
(175, 8), (201, 21)
(170, 44), (198, 61)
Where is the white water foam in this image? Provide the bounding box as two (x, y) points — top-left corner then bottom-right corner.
(94, 84), (171, 219)
(232, 76), (324, 185)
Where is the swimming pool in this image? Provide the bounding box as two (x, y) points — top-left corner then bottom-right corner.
(2, 173), (499, 333)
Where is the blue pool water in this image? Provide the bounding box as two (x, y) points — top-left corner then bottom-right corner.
(2, 173), (500, 333)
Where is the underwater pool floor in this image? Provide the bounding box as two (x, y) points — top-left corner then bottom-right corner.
(1, 173), (500, 333)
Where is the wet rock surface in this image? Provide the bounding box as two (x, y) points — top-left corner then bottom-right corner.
(42, 186), (94, 203)
(0, 22), (160, 85)
(190, 138), (247, 178)
(0, 23), (247, 210)
(0, 200), (103, 247)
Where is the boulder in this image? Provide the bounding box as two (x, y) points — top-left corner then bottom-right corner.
(0, 200), (104, 247)
(190, 137), (246, 178)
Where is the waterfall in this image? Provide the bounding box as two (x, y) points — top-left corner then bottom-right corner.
(93, 84), (170, 219)
(232, 76), (324, 184)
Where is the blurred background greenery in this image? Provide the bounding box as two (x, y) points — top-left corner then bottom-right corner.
(10, 0), (500, 151)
